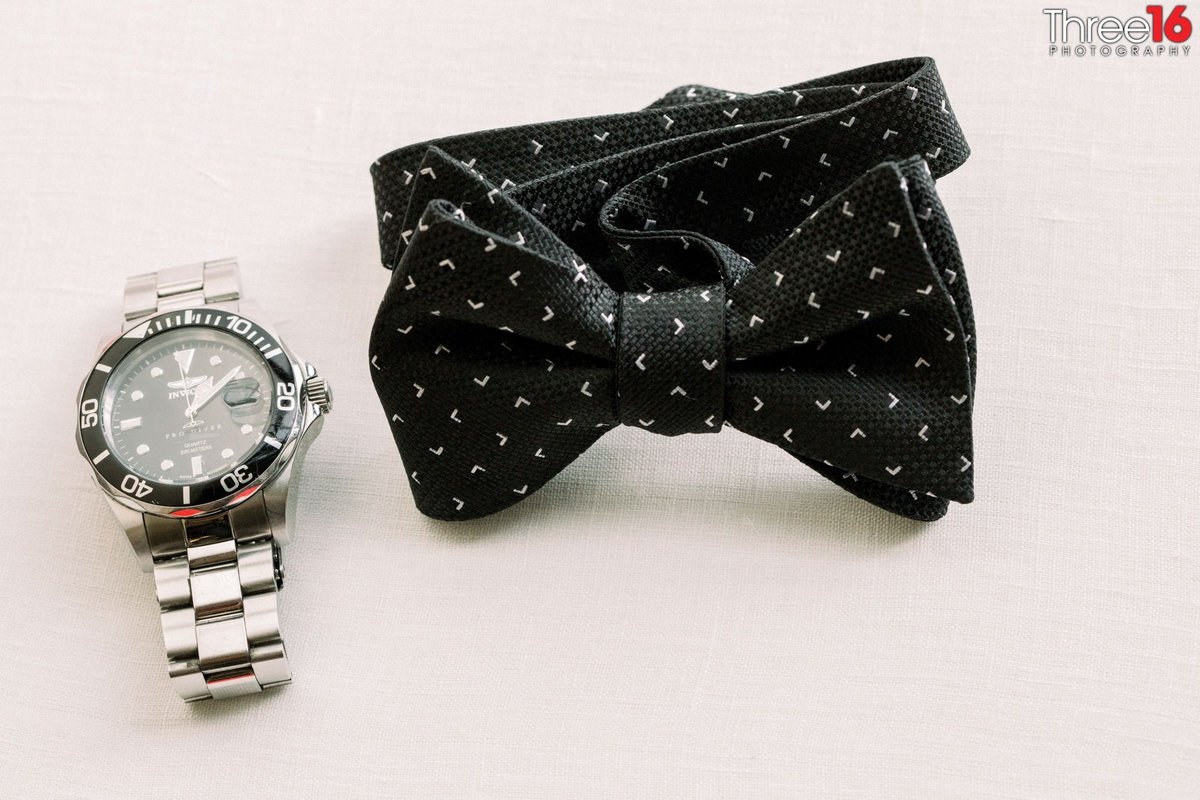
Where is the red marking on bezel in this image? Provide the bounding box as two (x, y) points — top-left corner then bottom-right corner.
(170, 508), (204, 518)
(234, 485), (260, 503)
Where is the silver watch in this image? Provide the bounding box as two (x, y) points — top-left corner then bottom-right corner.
(75, 258), (331, 701)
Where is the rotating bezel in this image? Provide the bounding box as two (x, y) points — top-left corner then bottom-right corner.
(76, 308), (304, 515)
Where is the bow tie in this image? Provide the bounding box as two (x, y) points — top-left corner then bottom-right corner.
(369, 56), (975, 522)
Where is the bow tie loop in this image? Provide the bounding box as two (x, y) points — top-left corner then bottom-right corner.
(616, 284), (726, 435)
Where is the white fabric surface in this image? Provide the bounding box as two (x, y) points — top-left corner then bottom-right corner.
(2, 1), (1198, 797)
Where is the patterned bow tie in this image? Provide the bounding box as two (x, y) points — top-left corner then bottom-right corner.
(368, 56), (975, 522)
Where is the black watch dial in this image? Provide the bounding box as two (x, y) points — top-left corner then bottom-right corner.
(103, 328), (275, 484)
(78, 310), (302, 510)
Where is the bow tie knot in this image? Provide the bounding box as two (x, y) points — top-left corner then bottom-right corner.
(616, 284), (726, 435)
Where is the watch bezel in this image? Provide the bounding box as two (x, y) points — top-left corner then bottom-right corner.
(76, 308), (305, 516)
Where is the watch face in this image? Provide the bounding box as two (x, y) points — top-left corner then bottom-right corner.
(78, 309), (303, 511)
(103, 328), (274, 484)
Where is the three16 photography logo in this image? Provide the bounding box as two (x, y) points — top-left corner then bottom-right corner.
(1044, 5), (1192, 56)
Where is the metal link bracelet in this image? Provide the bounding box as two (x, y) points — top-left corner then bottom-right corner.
(151, 497), (290, 701)
(123, 258), (241, 328)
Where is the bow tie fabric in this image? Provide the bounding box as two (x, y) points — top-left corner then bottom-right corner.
(369, 56), (976, 522)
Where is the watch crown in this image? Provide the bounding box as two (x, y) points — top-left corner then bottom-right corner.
(304, 375), (332, 414)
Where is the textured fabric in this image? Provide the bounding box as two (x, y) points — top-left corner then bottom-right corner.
(369, 57), (975, 521)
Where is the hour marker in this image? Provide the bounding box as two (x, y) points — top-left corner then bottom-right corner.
(264, 436), (282, 449)
(240, 424), (254, 435)
(182, 486), (190, 505)
(136, 444), (150, 456)
(209, 355), (223, 367)
(118, 417), (143, 431)
(150, 367), (164, 378)
(160, 459), (174, 471)
(191, 456), (203, 476)
(174, 349), (195, 373)
(92, 449), (110, 464)
(131, 390), (144, 401)
(220, 448), (234, 459)
(94, 364), (112, 373)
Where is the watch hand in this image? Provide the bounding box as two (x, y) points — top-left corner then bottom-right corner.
(175, 351), (196, 420)
(184, 376), (213, 419)
(190, 366), (244, 416)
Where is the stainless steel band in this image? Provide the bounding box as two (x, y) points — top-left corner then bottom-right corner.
(150, 496), (290, 701)
(123, 257), (240, 328)
(123, 259), (291, 701)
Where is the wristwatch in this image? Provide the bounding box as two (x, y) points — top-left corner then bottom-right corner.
(75, 258), (331, 701)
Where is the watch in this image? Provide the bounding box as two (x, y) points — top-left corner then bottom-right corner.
(75, 258), (331, 701)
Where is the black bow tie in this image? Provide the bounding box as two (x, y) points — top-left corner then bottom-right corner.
(368, 56), (975, 522)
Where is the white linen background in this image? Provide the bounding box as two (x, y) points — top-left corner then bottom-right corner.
(1, 0), (1197, 796)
